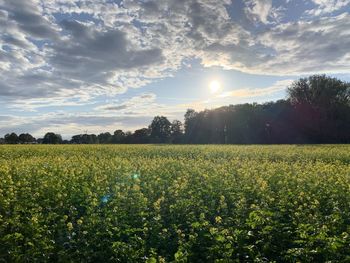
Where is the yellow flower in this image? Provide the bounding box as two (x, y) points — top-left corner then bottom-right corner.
(215, 216), (222, 224)
(67, 222), (73, 231)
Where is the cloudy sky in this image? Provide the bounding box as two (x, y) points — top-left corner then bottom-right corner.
(0, 0), (349, 138)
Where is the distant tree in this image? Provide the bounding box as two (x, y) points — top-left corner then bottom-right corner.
(133, 128), (150, 143)
(184, 109), (198, 142)
(4, 133), (19, 144)
(260, 100), (298, 144)
(123, 131), (133, 144)
(112, 130), (126, 144)
(224, 104), (264, 144)
(18, 133), (36, 144)
(71, 135), (81, 144)
(97, 132), (112, 144)
(0, 138), (4, 144)
(42, 132), (62, 144)
(71, 134), (98, 144)
(171, 120), (183, 136)
(149, 116), (171, 143)
(92, 134), (99, 144)
(84, 134), (98, 144)
(288, 75), (350, 143)
(171, 120), (184, 143)
(288, 75), (349, 108)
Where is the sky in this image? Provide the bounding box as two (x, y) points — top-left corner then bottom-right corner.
(0, 0), (349, 138)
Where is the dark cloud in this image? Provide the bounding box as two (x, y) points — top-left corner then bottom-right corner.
(0, 70), (83, 98)
(205, 42), (272, 68)
(1, 0), (58, 39)
(0, 3), (164, 99)
(186, 1), (233, 42)
(58, 19), (162, 67)
(103, 105), (128, 111)
(140, 94), (155, 99)
(49, 19), (164, 84)
(96, 93), (157, 112)
(258, 13), (350, 74)
(2, 34), (32, 48)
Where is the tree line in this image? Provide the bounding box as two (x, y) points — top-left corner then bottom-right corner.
(1, 75), (349, 144)
(0, 116), (184, 144)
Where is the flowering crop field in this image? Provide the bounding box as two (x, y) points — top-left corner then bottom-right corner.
(0, 145), (350, 262)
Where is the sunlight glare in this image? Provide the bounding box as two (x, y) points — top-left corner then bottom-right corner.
(209, 80), (221, 94)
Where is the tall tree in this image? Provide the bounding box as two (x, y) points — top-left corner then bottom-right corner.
(149, 116), (171, 143)
(171, 120), (184, 143)
(171, 120), (183, 136)
(288, 75), (349, 108)
(133, 128), (150, 143)
(288, 75), (350, 143)
(184, 109), (198, 143)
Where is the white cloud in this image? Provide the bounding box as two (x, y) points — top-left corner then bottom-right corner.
(219, 79), (294, 98)
(245, 0), (273, 24)
(0, 0), (349, 113)
(307, 0), (350, 15)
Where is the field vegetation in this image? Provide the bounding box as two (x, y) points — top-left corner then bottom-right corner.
(1, 145), (350, 262)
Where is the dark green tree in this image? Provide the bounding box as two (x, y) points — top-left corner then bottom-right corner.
(288, 75), (349, 108)
(97, 132), (112, 144)
(71, 134), (98, 144)
(288, 75), (350, 143)
(149, 116), (171, 143)
(18, 133), (36, 144)
(4, 133), (19, 144)
(112, 130), (126, 143)
(184, 109), (198, 143)
(171, 120), (183, 136)
(171, 120), (184, 143)
(123, 131), (133, 144)
(42, 132), (62, 144)
(133, 128), (150, 143)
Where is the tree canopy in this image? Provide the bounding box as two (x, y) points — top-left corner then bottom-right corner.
(43, 133), (63, 144)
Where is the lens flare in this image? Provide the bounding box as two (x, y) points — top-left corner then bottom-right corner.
(209, 80), (221, 94)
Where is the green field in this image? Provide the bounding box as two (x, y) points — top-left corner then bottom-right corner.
(0, 145), (350, 262)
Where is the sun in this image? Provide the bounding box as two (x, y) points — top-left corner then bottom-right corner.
(209, 80), (221, 94)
